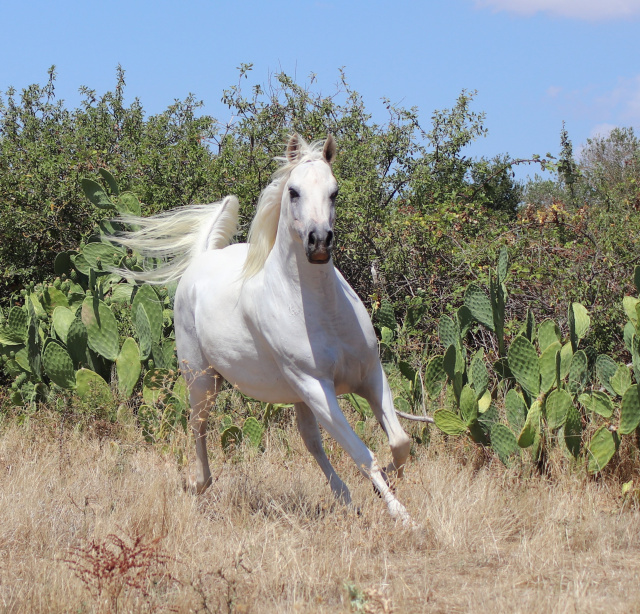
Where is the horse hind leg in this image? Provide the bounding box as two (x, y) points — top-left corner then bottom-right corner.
(295, 402), (352, 506)
(183, 364), (222, 494)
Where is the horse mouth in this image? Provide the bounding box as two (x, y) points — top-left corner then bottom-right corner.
(308, 252), (331, 264)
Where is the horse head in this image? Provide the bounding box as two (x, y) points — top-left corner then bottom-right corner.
(284, 134), (338, 265)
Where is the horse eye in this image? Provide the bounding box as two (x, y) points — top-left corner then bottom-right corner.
(289, 187), (300, 200)
(330, 190), (339, 202)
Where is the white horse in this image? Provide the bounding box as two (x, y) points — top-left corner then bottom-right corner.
(116, 134), (412, 523)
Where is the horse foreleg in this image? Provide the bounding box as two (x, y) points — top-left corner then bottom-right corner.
(295, 402), (351, 505)
(359, 365), (411, 479)
(304, 382), (412, 525)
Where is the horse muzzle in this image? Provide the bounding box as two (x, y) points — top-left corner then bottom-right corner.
(305, 228), (334, 264)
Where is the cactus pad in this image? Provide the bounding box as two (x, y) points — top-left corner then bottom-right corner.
(545, 388), (572, 430)
(559, 342), (573, 380)
(508, 335), (540, 398)
(596, 354), (619, 396)
(491, 423), (519, 466)
(81, 297), (119, 362)
(497, 246), (509, 284)
(457, 305), (474, 338)
(6, 307), (28, 343)
(117, 191), (142, 216)
(221, 425), (243, 451)
(133, 303), (152, 360)
(470, 349), (489, 399)
(116, 337), (142, 398)
(377, 299), (396, 331)
(132, 285), (164, 343)
(620, 384), (640, 435)
(459, 384), (479, 425)
(623, 296), (639, 327)
(433, 409), (467, 436)
(567, 350), (588, 394)
(505, 389), (527, 433)
(564, 404), (582, 458)
(41, 286), (69, 313)
(587, 426), (619, 474)
(517, 400), (542, 448)
(568, 302), (590, 352)
(580, 391), (614, 418)
(610, 364), (632, 397)
(42, 341), (76, 390)
(52, 306), (76, 345)
(439, 315), (459, 350)
(425, 355), (446, 398)
(242, 417), (264, 447)
(464, 283), (494, 331)
(81, 178), (114, 209)
(537, 319), (561, 352)
(539, 341), (560, 394)
(82, 242), (125, 271)
(75, 368), (112, 406)
(394, 396), (411, 414)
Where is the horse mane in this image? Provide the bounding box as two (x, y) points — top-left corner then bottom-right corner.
(242, 136), (329, 279)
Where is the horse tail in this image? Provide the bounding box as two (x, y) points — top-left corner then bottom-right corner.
(109, 195), (240, 285)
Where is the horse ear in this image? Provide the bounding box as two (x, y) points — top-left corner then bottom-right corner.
(323, 134), (336, 165)
(286, 134), (301, 163)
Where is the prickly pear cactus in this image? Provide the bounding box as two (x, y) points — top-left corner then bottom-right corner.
(539, 341), (560, 394)
(490, 423), (519, 466)
(465, 283), (494, 331)
(116, 337), (142, 398)
(596, 354), (619, 396)
(568, 302), (590, 353)
(620, 384), (640, 435)
(81, 297), (119, 361)
(508, 335), (540, 398)
(221, 425), (243, 451)
(564, 404), (582, 459)
(587, 426), (619, 474)
(439, 314), (460, 350)
(132, 285), (164, 343)
(505, 389), (527, 433)
(42, 341), (76, 390)
(517, 400), (542, 449)
(377, 299), (396, 332)
(537, 319), (561, 352)
(424, 355), (446, 398)
(242, 417), (264, 448)
(433, 409), (467, 436)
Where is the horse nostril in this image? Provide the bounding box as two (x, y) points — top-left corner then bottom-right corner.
(308, 231), (316, 246)
(326, 231), (333, 247)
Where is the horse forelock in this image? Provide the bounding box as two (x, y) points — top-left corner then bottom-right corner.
(242, 137), (331, 279)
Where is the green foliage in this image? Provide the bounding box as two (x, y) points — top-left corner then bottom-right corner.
(0, 66), (221, 299)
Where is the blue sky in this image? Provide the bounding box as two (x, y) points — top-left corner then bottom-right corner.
(2, 0), (640, 181)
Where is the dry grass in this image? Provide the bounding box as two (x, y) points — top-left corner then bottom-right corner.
(1, 414), (640, 613)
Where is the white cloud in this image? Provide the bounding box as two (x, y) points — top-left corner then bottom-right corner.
(588, 123), (617, 139)
(474, 0), (640, 20)
(546, 85), (562, 98)
(594, 75), (640, 123)
(545, 75), (640, 125)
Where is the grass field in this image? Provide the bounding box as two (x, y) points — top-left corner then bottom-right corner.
(1, 412), (640, 613)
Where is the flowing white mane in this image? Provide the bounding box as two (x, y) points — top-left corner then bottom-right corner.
(242, 136), (329, 279)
